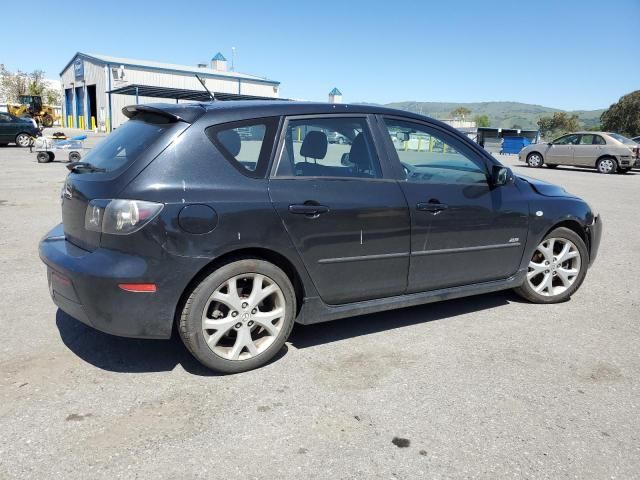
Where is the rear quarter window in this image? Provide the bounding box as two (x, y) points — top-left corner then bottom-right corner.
(205, 117), (279, 178)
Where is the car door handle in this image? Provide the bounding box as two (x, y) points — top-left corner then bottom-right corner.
(416, 202), (448, 213)
(289, 204), (330, 216)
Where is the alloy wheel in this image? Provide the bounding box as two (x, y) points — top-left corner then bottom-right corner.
(201, 273), (286, 361)
(527, 237), (581, 297)
(16, 134), (30, 147)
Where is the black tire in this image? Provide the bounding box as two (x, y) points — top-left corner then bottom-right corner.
(41, 115), (54, 128)
(513, 227), (589, 304)
(15, 133), (31, 148)
(36, 151), (51, 163)
(546, 164), (558, 169)
(68, 152), (81, 162)
(178, 259), (296, 373)
(526, 152), (544, 168)
(596, 157), (617, 174)
(48, 152), (55, 162)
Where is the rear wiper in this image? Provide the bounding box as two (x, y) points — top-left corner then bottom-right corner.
(66, 162), (106, 173)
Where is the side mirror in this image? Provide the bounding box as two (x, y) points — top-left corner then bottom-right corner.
(547, 142), (553, 146)
(491, 165), (511, 187)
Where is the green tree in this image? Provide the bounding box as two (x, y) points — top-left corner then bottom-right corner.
(474, 114), (490, 127)
(451, 107), (471, 119)
(537, 112), (581, 140)
(600, 90), (640, 137)
(0, 66), (60, 106)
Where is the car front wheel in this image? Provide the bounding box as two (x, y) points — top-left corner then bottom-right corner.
(526, 152), (544, 168)
(179, 259), (296, 373)
(514, 227), (588, 304)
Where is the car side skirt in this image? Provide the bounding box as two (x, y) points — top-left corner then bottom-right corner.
(296, 269), (527, 325)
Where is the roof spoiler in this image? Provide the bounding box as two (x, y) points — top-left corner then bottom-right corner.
(122, 104), (205, 123)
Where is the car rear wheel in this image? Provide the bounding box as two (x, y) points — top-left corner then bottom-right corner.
(68, 152), (81, 162)
(526, 152), (544, 168)
(514, 227), (588, 304)
(179, 259), (296, 373)
(15, 133), (31, 148)
(596, 157), (617, 174)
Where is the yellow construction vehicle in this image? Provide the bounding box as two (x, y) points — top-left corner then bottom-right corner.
(7, 95), (58, 128)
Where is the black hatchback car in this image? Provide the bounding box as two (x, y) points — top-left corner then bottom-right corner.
(40, 101), (602, 373)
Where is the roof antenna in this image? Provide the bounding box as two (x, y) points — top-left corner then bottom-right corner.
(195, 74), (215, 101)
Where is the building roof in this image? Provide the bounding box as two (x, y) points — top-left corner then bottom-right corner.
(60, 52), (279, 85)
(329, 87), (342, 96)
(211, 52), (227, 61)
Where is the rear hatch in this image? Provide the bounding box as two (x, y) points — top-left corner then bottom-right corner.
(62, 105), (202, 251)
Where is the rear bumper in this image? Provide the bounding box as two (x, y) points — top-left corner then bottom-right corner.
(587, 214), (602, 266)
(39, 224), (193, 339)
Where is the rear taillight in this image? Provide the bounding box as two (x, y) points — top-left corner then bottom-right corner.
(85, 199), (163, 235)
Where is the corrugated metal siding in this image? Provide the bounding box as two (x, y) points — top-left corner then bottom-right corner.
(62, 55), (279, 129)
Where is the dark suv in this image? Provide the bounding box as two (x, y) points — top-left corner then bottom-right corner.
(39, 102), (602, 373)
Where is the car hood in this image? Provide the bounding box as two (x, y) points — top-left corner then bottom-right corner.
(517, 175), (575, 198)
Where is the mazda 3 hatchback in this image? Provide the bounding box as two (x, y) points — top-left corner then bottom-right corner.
(40, 101), (602, 373)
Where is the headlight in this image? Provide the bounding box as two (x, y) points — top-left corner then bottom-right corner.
(85, 199), (163, 235)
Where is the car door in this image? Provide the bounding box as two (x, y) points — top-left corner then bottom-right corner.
(379, 116), (529, 293)
(547, 134), (580, 165)
(573, 134), (599, 166)
(268, 115), (411, 305)
(0, 113), (13, 143)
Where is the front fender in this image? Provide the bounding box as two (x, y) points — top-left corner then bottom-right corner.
(520, 195), (597, 270)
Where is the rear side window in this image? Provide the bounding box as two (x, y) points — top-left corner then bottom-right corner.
(275, 117), (382, 179)
(81, 117), (170, 173)
(206, 117), (279, 178)
(593, 135), (606, 145)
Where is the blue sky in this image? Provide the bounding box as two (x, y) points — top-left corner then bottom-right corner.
(2, 0), (638, 110)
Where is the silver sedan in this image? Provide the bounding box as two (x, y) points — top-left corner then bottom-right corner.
(519, 132), (640, 174)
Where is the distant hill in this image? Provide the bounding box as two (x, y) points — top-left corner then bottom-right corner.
(379, 101), (604, 130)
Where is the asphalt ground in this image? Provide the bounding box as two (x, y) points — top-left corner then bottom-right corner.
(0, 141), (638, 479)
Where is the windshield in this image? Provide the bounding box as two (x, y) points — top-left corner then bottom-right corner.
(80, 119), (170, 173)
(608, 133), (637, 145)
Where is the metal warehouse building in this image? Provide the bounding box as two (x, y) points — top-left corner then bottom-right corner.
(59, 52), (281, 130)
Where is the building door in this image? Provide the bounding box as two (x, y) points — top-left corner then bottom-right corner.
(64, 89), (73, 127)
(86, 85), (97, 130)
(75, 87), (84, 128)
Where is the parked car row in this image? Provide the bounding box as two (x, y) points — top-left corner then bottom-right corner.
(519, 131), (640, 174)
